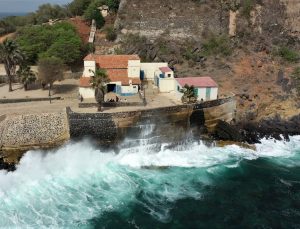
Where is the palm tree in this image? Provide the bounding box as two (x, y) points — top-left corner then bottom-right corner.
(16, 65), (36, 91)
(180, 84), (198, 104)
(89, 68), (110, 111)
(0, 39), (24, 92)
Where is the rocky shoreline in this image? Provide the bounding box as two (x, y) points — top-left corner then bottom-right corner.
(0, 99), (299, 171)
(213, 114), (300, 144)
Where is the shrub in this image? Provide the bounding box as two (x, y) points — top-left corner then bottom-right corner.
(202, 34), (232, 56)
(83, 0), (105, 28)
(241, 0), (255, 18)
(276, 47), (299, 62)
(106, 26), (117, 41)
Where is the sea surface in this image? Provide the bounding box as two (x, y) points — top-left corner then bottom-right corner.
(0, 12), (27, 19)
(0, 133), (299, 228)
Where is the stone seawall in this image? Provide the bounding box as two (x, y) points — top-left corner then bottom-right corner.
(0, 112), (70, 163)
(0, 97), (236, 162)
(68, 97), (236, 142)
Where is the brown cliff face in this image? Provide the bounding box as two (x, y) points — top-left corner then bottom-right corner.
(280, 0), (300, 35)
(116, 0), (299, 40)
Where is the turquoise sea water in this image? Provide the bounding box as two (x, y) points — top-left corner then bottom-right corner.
(0, 136), (299, 228)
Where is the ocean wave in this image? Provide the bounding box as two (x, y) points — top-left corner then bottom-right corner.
(0, 136), (299, 227)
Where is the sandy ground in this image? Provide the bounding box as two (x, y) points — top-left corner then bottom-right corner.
(0, 80), (181, 115)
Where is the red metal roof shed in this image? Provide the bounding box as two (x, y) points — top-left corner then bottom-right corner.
(176, 77), (218, 88)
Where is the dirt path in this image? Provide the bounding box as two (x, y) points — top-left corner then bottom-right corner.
(0, 33), (16, 43)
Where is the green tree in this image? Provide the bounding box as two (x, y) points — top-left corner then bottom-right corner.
(17, 22), (82, 64)
(180, 84), (198, 104)
(89, 68), (110, 111)
(0, 39), (24, 92)
(68, 0), (92, 16)
(34, 4), (69, 24)
(16, 65), (36, 90)
(38, 57), (64, 97)
(84, 0), (105, 28)
(105, 0), (120, 12)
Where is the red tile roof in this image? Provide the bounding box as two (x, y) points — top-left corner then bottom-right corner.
(79, 74), (141, 87)
(106, 69), (141, 85)
(79, 77), (91, 87)
(159, 67), (172, 73)
(176, 77), (218, 88)
(84, 54), (140, 69)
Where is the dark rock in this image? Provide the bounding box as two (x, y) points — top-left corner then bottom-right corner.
(213, 120), (243, 142)
(0, 157), (16, 172)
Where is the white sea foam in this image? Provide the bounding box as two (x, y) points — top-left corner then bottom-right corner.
(0, 136), (299, 227)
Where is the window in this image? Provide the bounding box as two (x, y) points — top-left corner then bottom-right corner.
(168, 74), (171, 78)
(133, 86), (137, 88)
(177, 86), (180, 91)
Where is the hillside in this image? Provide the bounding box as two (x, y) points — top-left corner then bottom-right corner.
(111, 0), (300, 121)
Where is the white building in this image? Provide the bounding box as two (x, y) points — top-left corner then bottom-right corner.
(153, 67), (176, 93)
(175, 77), (218, 101)
(140, 63), (169, 81)
(79, 54), (141, 99)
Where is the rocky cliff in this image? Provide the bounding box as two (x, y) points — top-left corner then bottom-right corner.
(116, 0), (300, 40)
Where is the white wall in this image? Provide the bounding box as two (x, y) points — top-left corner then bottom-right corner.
(174, 81), (218, 101)
(197, 88), (206, 101)
(83, 61), (96, 77)
(79, 87), (95, 99)
(159, 78), (176, 93)
(210, 87), (218, 100)
(140, 63), (168, 80)
(121, 85), (139, 94)
(128, 60), (141, 78)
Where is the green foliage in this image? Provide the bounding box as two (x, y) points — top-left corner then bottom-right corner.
(34, 4), (70, 24)
(84, 0), (105, 28)
(16, 22), (82, 64)
(0, 39), (25, 91)
(68, 0), (92, 16)
(241, 0), (255, 18)
(275, 46), (300, 63)
(0, 20), (16, 36)
(16, 65), (36, 90)
(105, 0), (120, 12)
(38, 57), (64, 86)
(202, 34), (232, 56)
(106, 26), (117, 41)
(89, 68), (110, 110)
(180, 84), (198, 104)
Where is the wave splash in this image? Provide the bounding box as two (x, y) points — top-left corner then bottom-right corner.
(0, 136), (299, 227)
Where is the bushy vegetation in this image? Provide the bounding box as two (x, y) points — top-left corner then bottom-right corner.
(68, 0), (92, 16)
(241, 0), (255, 18)
(0, 20), (15, 36)
(68, 0), (120, 16)
(16, 22), (82, 64)
(106, 26), (117, 41)
(202, 34), (232, 56)
(83, 0), (105, 28)
(275, 46), (300, 63)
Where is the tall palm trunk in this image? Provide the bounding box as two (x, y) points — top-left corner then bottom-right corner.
(8, 75), (13, 92)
